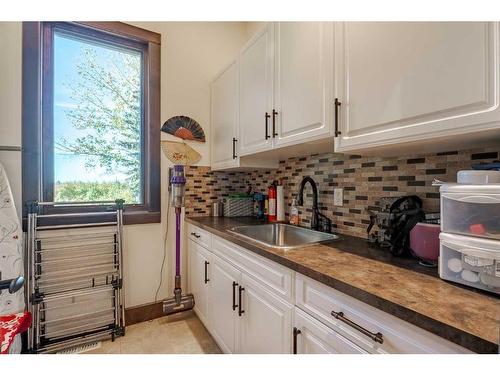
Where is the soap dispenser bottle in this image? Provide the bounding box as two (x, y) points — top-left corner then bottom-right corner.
(290, 198), (299, 225)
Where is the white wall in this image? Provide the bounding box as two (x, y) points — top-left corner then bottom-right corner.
(0, 21), (247, 308)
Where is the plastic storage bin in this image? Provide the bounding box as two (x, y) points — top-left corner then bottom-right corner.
(440, 183), (500, 240)
(223, 197), (254, 217)
(439, 232), (500, 294)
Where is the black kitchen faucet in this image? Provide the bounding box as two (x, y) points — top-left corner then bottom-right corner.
(296, 176), (332, 233)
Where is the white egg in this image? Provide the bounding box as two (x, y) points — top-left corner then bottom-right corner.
(479, 272), (500, 288)
(461, 269), (480, 283)
(447, 258), (462, 273)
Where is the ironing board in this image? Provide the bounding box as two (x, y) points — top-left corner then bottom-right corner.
(0, 163), (27, 353)
(0, 312), (31, 354)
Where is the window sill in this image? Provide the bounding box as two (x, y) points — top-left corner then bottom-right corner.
(124, 210), (161, 225)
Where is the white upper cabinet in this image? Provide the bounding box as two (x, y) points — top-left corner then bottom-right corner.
(211, 60), (239, 170)
(239, 23), (275, 156)
(213, 22), (335, 170)
(274, 22), (335, 147)
(334, 22), (500, 153)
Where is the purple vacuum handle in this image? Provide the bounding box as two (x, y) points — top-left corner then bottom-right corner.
(175, 207), (181, 278)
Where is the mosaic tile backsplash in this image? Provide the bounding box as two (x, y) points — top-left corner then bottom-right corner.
(185, 147), (500, 239)
(184, 167), (246, 217)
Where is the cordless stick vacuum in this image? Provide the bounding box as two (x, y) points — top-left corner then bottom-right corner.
(163, 165), (195, 315)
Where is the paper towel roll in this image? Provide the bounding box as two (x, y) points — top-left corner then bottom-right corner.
(277, 185), (285, 222)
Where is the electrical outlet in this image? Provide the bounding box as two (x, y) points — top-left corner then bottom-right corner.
(333, 188), (343, 206)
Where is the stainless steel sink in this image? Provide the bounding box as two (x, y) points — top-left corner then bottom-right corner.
(228, 223), (339, 250)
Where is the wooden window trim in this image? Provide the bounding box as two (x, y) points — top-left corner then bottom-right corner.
(22, 22), (161, 225)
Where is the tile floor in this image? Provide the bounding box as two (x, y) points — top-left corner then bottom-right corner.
(86, 311), (221, 354)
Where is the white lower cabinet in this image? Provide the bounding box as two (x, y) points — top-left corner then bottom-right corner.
(293, 307), (367, 354)
(207, 252), (292, 354)
(187, 224), (470, 354)
(238, 274), (293, 354)
(208, 254), (240, 353)
(295, 274), (471, 354)
(188, 239), (211, 328)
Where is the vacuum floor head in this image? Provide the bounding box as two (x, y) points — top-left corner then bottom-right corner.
(163, 293), (195, 316)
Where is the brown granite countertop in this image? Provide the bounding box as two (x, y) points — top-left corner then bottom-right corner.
(186, 216), (500, 354)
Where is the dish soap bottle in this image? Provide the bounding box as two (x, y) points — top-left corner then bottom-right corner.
(289, 198), (299, 225)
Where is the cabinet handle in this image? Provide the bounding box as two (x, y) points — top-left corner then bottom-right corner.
(272, 109), (278, 137)
(232, 281), (238, 311)
(334, 98), (341, 137)
(191, 232), (201, 239)
(265, 112), (270, 140)
(331, 310), (383, 344)
(293, 327), (301, 354)
(238, 285), (245, 316)
(204, 261), (210, 284)
(232, 137), (237, 159)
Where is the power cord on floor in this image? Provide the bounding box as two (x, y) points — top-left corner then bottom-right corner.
(154, 189), (170, 302)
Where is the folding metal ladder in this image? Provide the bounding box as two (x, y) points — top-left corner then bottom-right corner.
(25, 200), (126, 353)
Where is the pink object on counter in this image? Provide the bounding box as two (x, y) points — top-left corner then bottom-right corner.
(410, 223), (440, 262)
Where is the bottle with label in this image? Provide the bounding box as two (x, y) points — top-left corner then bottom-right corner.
(268, 183), (277, 222)
(276, 179), (285, 222)
(289, 198), (299, 225)
(264, 194), (269, 219)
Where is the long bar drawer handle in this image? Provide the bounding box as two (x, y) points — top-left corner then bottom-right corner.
(331, 310), (383, 344)
(190, 232), (201, 238)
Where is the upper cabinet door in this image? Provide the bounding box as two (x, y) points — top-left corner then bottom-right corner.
(211, 60), (239, 170)
(335, 22), (500, 153)
(239, 23), (274, 156)
(274, 22), (335, 147)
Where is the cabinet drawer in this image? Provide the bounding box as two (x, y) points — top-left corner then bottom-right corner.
(295, 274), (471, 353)
(186, 223), (212, 249)
(293, 307), (367, 354)
(212, 235), (293, 302)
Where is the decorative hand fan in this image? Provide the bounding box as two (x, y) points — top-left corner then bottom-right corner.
(161, 140), (201, 165)
(161, 116), (206, 143)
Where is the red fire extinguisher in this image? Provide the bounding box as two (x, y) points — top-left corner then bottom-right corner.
(268, 183), (277, 222)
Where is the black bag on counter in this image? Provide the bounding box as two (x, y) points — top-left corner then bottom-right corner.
(367, 196), (425, 256)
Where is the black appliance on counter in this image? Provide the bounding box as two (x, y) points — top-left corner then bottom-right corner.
(367, 196), (425, 256)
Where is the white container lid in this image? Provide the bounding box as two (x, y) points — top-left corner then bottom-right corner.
(440, 183), (500, 194)
(457, 170), (500, 184)
(440, 232), (500, 258)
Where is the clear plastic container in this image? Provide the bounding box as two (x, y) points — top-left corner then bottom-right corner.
(439, 232), (500, 294)
(457, 170), (500, 184)
(440, 183), (500, 240)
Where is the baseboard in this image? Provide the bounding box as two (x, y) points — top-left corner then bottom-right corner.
(125, 301), (164, 326)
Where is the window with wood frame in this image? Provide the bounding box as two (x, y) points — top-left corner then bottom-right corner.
(22, 22), (161, 224)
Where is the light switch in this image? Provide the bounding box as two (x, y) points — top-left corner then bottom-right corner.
(334, 188), (343, 206)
